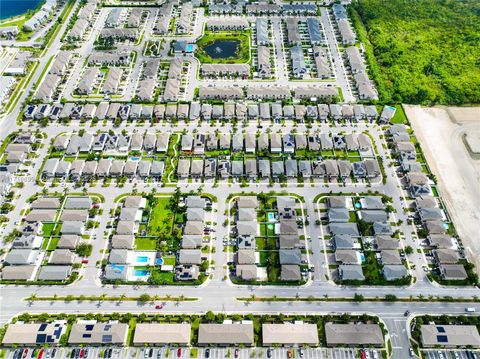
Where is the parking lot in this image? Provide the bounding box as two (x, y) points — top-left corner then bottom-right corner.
(424, 350), (480, 359)
(3, 347), (384, 359)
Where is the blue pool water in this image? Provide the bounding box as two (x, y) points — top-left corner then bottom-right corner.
(136, 256), (148, 263)
(110, 264), (125, 272)
(360, 253), (366, 263)
(0, 0), (43, 20)
(267, 212), (275, 222)
(134, 269), (149, 276)
(156, 258), (164, 266)
(186, 44), (194, 52)
(130, 157), (140, 161)
(355, 202), (361, 209)
(443, 223), (449, 229)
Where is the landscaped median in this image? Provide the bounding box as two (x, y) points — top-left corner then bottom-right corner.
(236, 295), (480, 303)
(24, 294), (197, 302)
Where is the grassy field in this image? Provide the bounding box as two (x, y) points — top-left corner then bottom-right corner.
(147, 197), (174, 236)
(196, 31), (250, 64)
(134, 237), (157, 250)
(352, 0), (480, 105)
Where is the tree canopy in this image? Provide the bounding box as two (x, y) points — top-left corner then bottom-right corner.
(353, 0), (480, 105)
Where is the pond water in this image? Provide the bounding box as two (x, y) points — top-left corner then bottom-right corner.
(203, 40), (240, 59)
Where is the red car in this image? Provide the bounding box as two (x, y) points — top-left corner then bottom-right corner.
(81, 259), (89, 264)
(22, 349), (28, 358)
(177, 348), (182, 357)
(155, 304), (163, 309)
(80, 348), (85, 358)
(360, 351), (366, 359)
(38, 349), (44, 359)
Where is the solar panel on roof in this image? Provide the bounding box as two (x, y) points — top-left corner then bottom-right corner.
(39, 323), (47, 331)
(437, 335), (448, 343)
(85, 324), (94, 330)
(83, 333), (92, 338)
(36, 334), (47, 343)
(102, 334), (112, 342)
(436, 326), (446, 333)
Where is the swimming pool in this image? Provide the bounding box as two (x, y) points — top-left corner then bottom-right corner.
(109, 264), (125, 273)
(267, 212), (275, 222)
(156, 258), (164, 266)
(130, 157), (140, 161)
(136, 256), (149, 263)
(355, 202), (361, 209)
(360, 253), (366, 263)
(134, 269), (150, 276)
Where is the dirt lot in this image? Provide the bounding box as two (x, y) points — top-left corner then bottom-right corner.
(404, 105), (480, 270)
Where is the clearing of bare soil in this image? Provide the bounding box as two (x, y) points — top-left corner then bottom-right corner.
(404, 105), (480, 270)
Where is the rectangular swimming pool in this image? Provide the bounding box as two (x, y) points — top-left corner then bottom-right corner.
(134, 269), (150, 276)
(136, 256), (149, 263)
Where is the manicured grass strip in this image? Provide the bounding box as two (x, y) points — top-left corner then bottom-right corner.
(26, 295), (197, 302)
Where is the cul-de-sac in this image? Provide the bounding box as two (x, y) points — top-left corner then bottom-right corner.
(0, 0), (479, 357)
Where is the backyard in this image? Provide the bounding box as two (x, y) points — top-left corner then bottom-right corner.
(147, 196), (175, 236)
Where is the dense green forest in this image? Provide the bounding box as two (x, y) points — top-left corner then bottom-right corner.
(352, 0), (480, 105)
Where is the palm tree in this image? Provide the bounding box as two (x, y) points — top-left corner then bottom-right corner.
(100, 293), (107, 303)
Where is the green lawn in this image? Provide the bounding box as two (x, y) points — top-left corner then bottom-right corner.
(147, 197), (174, 236)
(46, 236), (61, 251)
(135, 237), (157, 250)
(149, 270), (175, 285)
(267, 265), (280, 282)
(162, 256), (176, 266)
(390, 105), (408, 124)
(196, 31), (250, 64)
(259, 251), (279, 267)
(363, 251), (383, 284)
(42, 223), (56, 237)
(256, 238), (277, 251)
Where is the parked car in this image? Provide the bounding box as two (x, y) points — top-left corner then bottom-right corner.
(205, 349), (210, 358)
(177, 348), (182, 358)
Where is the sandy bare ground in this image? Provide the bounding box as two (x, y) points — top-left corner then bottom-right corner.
(404, 105), (480, 270)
